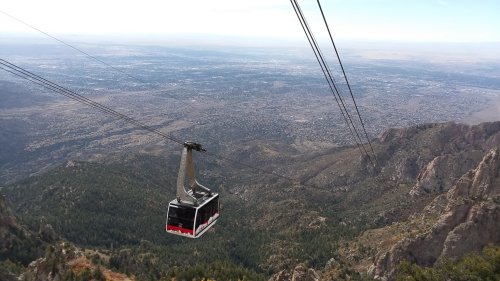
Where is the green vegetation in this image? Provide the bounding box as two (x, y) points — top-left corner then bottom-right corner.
(165, 261), (266, 281)
(2, 154), (364, 277)
(0, 152), (469, 280)
(3, 155), (177, 247)
(0, 195), (45, 266)
(396, 246), (500, 281)
(0, 259), (25, 281)
(0, 226), (45, 266)
(62, 267), (106, 281)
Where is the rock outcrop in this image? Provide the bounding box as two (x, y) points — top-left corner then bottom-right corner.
(288, 121), (500, 189)
(378, 122), (500, 183)
(370, 147), (500, 280)
(410, 150), (484, 196)
(1, 195), (133, 281)
(269, 264), (319, 281)
(23, 242), (135, 281)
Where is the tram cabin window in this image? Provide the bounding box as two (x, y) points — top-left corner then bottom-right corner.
(195, 195), (220, 232)
(167, 204), (196, 235)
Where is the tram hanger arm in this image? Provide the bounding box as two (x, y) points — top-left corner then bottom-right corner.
(176, 141), (211, 205)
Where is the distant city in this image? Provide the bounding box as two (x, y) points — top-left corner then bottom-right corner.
(1, 43), (499, 183)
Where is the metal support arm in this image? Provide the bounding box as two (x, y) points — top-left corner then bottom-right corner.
(176, 141), (211, 205)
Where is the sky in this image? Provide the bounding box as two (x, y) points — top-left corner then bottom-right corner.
(1, 0), (499, 44)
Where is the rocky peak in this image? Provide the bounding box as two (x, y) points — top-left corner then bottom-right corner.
(379, 122), (500, 149)
(410, 150), (484, 196)
(370, 147), (500, 280)
(449, 147), (500, 199)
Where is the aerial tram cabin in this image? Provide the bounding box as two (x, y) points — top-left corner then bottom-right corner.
(166, 142), (220, 238)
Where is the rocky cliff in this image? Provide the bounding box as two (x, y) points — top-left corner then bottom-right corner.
(311, 122), (500, 281)
(377, 122), (500, 183)
(294, 121), (500, 189)
(370, 147), (500, 280)
(409, 150), (484, 196)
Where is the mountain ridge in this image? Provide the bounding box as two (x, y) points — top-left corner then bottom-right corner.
(369, 147), (500, 280)
(1, 120), (500, 280)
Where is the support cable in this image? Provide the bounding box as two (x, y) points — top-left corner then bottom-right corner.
(294, 0), (370, 162)
(290, 1), (359, 147)
(0, 59), (183, 144)
(290, 0), (373, 165)
(0, 58), (310, 188)
(316, 0), (378, 165)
